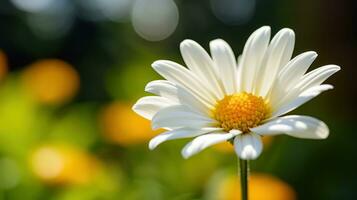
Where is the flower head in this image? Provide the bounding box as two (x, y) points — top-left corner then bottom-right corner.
(133, 26), (340, 160)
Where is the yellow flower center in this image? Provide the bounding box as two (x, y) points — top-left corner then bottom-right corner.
(214, 92), (270, 133)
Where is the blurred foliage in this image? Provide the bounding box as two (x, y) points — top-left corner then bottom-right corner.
(0, 0), (356, 199)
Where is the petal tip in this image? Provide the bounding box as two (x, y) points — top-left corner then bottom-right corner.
(255, 26), (271, 37)
(131, 103), (140, 114)
(305, 51), (318, 59)
(258, 26), (271, 32)
(209, 38), (227, 46)
(151, 60), (162, 70)
(317, 122), (329, 139)
(281, 28), (295, 35)
(320, 132), (329, 139)
(334, 65), (341, 71)
(181, 149), (191, 159)
(327, 64), (341, 72)
(180, 39), (196, 48)
(148, 139), (158, 150)
(323, 84), (334, 90)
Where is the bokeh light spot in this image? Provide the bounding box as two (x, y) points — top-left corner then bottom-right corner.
(31, 146), (64, 180)
(78, 0), (133, 22)
(210, 0), (256, 25)
(131, 0), (179, 41)
(211, 172), (296, 200)
(30, 145), (100, 185)
(11, 0), (56, 13)
(100, 102), (161, 146)
(22, 59), (80, 105)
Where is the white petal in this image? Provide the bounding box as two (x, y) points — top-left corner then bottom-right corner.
(132, 96), (174, 120)
(145, 80), (178, 101)
(271, 84), (333, 118)
(151, 105), (217, 130)
(152, 60), (217, 106)
(149, 127), (222, 150)
(234, 132), (263, 160)
(237, 26), (271, 93)
(295, 65), (340, 92)
(269, 51), (317, 104)
(209, 39), (238, 94)
(181, 130), (241, 159)
(176, 86), (213, 115)
(145, 80), (213, 115)
(278, 51), (317, 90)
(272, 65), (340, 110)
(274, 64), (341, 108)
(256, 28), (295, 97)
(180, 40), (224, 99)
(252, 115), (329, 139)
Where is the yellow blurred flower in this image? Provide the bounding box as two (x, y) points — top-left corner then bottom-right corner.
(215, 173), (296, 200)
(0, 50), (8, 80)
(30, 144), (100, 185)
(214, 136), (273, 153)
(22, 59), (79, 105)
(100, 102), (161, 146)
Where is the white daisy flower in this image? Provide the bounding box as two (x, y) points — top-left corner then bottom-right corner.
(132, 26), (340, 160)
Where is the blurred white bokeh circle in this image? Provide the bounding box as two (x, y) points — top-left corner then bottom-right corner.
(78, 0), (133, 22)
(11, 0), (74, 39)
(210, 0), (256, 25)
(131, 0), (179, 41)
(11, 0), (56, 13)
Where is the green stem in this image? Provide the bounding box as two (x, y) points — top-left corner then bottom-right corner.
(239, 158), (248, 200)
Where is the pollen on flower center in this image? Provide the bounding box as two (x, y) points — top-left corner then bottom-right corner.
(214, 92), (270, 133)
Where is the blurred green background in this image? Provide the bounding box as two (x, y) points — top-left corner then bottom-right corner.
(0, 0), (355, 199)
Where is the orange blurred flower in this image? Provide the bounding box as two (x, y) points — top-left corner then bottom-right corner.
(214, 136), (273, 153)
(30, 144), (100, 185)
(216, 173), (296, 200)
(22, 59), (79, 105)
(100, 102), (161, 146)
(0, 50), (8, 80)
